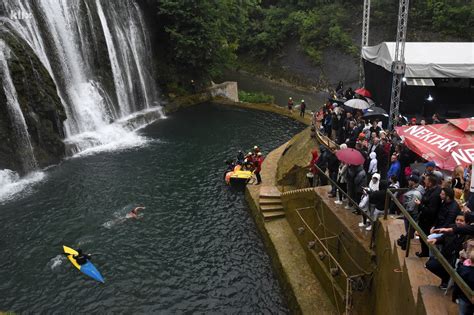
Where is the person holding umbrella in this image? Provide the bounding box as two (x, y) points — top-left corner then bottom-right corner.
(335, 147), (367, 211)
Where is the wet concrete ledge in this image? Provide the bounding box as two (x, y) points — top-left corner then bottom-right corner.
(245, 144), (337, 315)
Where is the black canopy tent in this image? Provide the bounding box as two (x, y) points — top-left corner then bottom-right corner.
(362, 42), (474, 118)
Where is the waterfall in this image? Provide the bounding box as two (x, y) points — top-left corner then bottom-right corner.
(96, 0), (161, 112)
(1, 0), (163, 155)
(0, 42), (38, 173)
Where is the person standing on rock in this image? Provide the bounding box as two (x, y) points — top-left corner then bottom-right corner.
(287, 97), (293, 111)
(300, 100), (306, 117)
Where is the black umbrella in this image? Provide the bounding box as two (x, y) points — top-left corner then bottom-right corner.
(363, 106), (388, 118)
(328, 98), (345, 107)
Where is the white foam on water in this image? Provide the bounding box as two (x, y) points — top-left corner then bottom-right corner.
(66, 126), (150, 158)
(49, 255), (65, 270)
(102, 204), (143, 229)
(0, 170), (45, 203)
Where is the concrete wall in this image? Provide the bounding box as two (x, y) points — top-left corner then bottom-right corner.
(281, 188), (376, 314)
(373, 220), (417, 315)
(209, 81), (239, 102)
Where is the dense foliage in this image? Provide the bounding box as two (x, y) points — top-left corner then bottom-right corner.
(142, 0), (255, 92)
(240, 1), (359, 64)
(372, 0), (474, 38)
(141, 0), (473, 93)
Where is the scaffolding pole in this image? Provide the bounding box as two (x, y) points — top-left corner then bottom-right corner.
(359, 0), (371, 87)
(388, 0), (410, 130)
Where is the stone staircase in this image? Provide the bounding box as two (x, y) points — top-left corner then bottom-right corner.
(384, 219), (458, 315)
(259, 186), (285, 220)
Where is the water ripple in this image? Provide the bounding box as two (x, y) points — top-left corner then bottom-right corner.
(0, 103), (303, 313)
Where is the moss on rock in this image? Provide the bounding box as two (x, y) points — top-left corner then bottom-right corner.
(0, 29), (66, 172)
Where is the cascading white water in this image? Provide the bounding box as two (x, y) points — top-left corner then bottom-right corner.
(0, 42), (38, 172)
(38, 0), (113, 136)
(96, 0), (162, 113)
(0, 0), (164, 200)
(95, 1), (132, 116)
(1, 0), (163, 154)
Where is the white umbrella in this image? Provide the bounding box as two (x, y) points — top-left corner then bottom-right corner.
(344, 99), (370, 110)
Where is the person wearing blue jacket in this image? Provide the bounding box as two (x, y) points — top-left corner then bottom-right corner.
(387, 154), (401, 180)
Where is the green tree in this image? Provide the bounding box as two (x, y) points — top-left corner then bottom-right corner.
(146, 0), (257, 83)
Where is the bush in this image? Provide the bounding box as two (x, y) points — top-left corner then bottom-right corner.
(238, 91), (275, 103)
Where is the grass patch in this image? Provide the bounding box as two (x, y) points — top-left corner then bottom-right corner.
(238, 90), (275, 103)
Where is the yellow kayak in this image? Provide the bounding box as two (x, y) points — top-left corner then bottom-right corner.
(63, 245), (104, 283)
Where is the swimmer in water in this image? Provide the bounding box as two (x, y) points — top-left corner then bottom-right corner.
(126, 206), (145, 219)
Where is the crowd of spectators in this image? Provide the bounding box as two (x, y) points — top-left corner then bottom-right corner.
(308, 88), (474, 314)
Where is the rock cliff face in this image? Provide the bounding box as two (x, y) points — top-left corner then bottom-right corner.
(0, 31), (66, 173)
(0, 0), (163, 174)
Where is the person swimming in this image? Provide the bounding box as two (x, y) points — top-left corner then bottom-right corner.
(126, 206), (145, 219)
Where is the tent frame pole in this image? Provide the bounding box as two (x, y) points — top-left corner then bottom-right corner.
(388, 0), (410, 130)
(359, 0), (371, 87)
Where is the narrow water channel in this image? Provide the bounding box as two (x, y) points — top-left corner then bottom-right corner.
(221, 70), (328, 111)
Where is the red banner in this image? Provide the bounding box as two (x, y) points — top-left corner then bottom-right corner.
(396, 122), (474, 171)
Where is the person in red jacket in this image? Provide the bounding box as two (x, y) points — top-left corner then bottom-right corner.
(254, 152), (264, 185)
(288, 97), (294, 111)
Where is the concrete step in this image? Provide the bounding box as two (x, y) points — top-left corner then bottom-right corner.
(259, 186), (281, 198)
(260, 194), (281, 200)
(418, 285), (458, 315)
(387, 219), (406, 249)
(262, 210), (285, 220)
(259, 198), (282, 205)
(405, 256), (439, 304)
(260, 204), (284, 212)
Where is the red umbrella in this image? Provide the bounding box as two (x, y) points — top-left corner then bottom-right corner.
(396, 118), (474, 171)
(355, 88), (372, 98)
(335, 148), (365, 166)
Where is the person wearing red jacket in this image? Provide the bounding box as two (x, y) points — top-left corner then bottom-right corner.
(254, 152), (264, 185)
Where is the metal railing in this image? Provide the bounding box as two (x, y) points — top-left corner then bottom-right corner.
(313, 164), (376, 248)
(384, 188), (474, 303)
(295, 205), (370, 315)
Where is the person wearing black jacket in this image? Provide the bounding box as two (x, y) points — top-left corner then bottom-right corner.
(426, 215), (467, 288)
(353, 165), (367, 214)
(315, 145), (328, 186)
(453, 252), (474, 315)
(327, 149), (340, 197)
(368, 180), (389, 217)
(415, 174), (442, 257)
(73, 248), (92, 265)
(345, 121), (357, 148)
(432, 212), (474, 236)
(432, 187), (461, 230)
